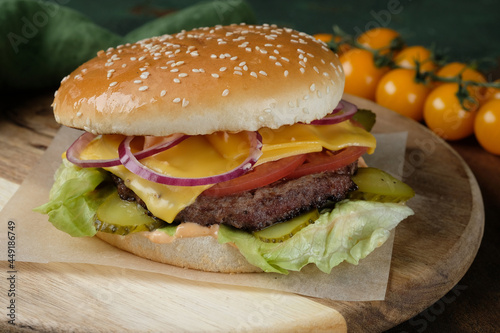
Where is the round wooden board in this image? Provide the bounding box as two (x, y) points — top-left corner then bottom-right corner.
(0, 95), (483, 332)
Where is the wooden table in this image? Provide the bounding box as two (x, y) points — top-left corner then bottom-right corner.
(0, 90), (498, 332)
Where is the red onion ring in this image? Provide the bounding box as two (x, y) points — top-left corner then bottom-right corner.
(310, 100), (357, 125)
(118, 131), (263, 186)
(66, 132), (187, 168)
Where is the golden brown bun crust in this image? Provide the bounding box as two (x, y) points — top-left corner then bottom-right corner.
(95, 232), (262, 273)
(53, 24), (344, 136)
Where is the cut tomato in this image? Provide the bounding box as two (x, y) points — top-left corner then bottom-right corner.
(286, 146), (368, 179)
(202, 154), (307, 197)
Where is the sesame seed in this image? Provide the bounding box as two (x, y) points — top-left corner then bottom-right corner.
(140, 72), (150, 79)
(175, 61), (184, 66)
(234, 71), (243, 75)
(275, 62), (282, 66)
(139, 86), (148, 91)
(269, 55), (277, 60)
(230, 56), (238, 60)
(173, 98), (181, 103)
(284, 70), (289, 77)
(211, 54), (217, 58)
(76, 111), (82, 117)
(109, 81), (117, 87)
(134, 80), (142, 84)
(300, 68), (305, 74)
(281, 57), (289, 62)
(239, 61), (246, 66)
(160, 66), (168, 69)
(219, 67), (227, 72)
(160, 90), (167, 97)
(222, 89), (229, 96)
(178, 73), (188, 78)
(250, 71), (258, 78)
(259, 70), (268, 76)
(170, 68), (179, 72)
(122, 64), (127, 68)
(310, 84), (316, 92)
(139, 67), (147, 72)
(243, 65), (248, 71)
(173, 78), (180, 83)
(191, 51), (199, 56)
(182, 98), (189, 107)
(234, 66), (242, 71)
(297, 49), (305, 54)
(138, 56), (146, 61)
(211, 73), (219, 78)
(245, 47), (252, 52)
(313, 66), (319, 73)
(259, 49), (268, 54)
(192, 69), (200, 73)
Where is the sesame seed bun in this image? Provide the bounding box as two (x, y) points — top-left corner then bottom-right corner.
(53, 23), (344, 136)
(95, 231), (262, 273)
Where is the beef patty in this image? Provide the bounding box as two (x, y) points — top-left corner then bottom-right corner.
(112, 162), (358, 231)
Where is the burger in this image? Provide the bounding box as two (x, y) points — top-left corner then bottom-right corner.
(35, 23), (414, 274)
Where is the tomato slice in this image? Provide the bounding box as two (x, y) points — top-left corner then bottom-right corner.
(202, 154), (307, 197)
(286, 146), (368, 179)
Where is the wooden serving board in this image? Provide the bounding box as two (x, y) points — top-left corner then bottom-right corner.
(0, 95), (484, 332)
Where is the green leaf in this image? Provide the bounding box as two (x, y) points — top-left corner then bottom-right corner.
(218, 200), (414, 274)
(34, 159), (112, 237)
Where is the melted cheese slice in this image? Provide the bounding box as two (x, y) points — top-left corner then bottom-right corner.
(79, 121), (376, 223)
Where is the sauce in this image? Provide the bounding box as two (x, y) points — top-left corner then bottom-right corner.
(141, 222), (219, 244)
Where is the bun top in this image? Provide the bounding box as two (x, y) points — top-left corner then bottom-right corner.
(53, 24), (344, 136)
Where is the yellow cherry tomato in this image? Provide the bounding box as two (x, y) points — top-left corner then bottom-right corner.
(474, 99), (500, 155)
(436, 62), (486, 83)
(394, 46), (436, 73)
(313, 33), (333, 43)
(375, 69), (431, 121)
(423, 83), (479, 140)
(339, 48), (389, 100)
(357, 28), (401, 55)
(482, 79), (500, 102)
(435, 62), (486, 100)
(312, 33), (350, 55)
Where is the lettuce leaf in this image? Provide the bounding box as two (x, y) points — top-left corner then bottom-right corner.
(217, 200), (414, 274)
(34, 159), (112, 237)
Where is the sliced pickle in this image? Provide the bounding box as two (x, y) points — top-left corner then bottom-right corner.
(350, 167), (415, 203)
(253, 209), (320, 243)
(352, 109), (376, 132)
(95, 191), (164, 235)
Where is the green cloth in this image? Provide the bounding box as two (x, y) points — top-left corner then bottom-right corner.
(0, 0), (256, 90)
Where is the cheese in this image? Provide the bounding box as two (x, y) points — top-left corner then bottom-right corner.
(79, 121), (376, 223)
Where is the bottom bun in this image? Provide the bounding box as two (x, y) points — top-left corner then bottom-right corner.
(96, 232), (262, 273)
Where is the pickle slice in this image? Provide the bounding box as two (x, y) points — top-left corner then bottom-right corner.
(253, 209), (320, 243)
(350, 167), (415, 203)
(95, 191), (164, 235)
(352, 109), (376, 132)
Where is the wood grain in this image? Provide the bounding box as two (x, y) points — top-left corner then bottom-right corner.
(0, 93), (484, 332)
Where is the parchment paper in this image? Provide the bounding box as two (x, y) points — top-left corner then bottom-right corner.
(0, 127), (409, 301)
